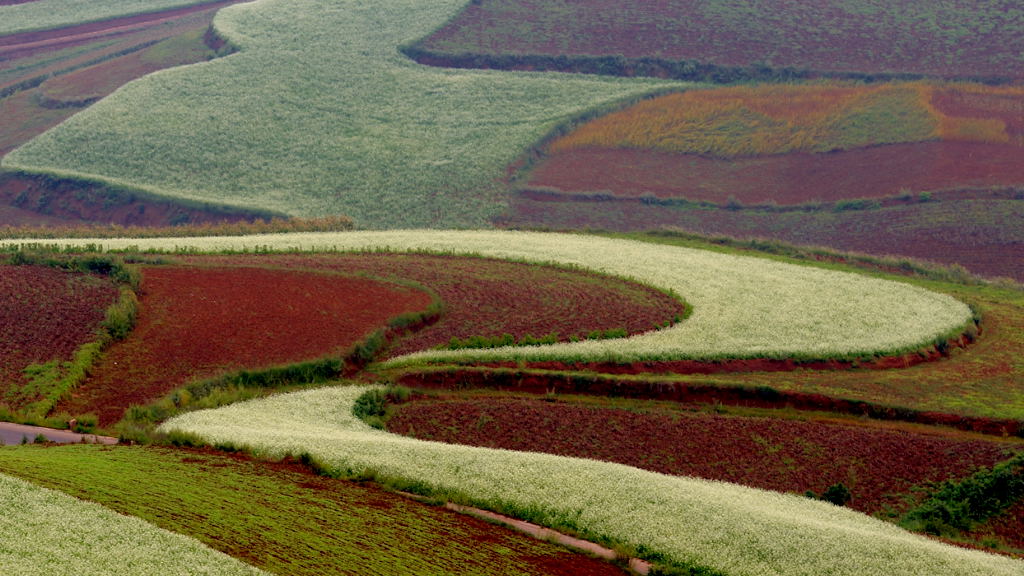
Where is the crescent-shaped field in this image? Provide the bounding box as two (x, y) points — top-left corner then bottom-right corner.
(13, 230), (972, 363)
(158, 385), (1024, 576)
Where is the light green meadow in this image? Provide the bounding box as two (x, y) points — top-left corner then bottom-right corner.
(2, 0), (680, 227)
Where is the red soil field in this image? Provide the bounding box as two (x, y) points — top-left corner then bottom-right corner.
(182, 253), (686, 357)
(58, 266), (433, 425)
(526, 142), (1024, 205)
(0, 264), (116, 407)
(387, 395), (1022, 515)
(417, 0), (1024, 81)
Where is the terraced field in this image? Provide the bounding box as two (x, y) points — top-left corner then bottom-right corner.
(410, 0), (1024, 81)
(1, 0), (678, 227)
(2, 0), (1023, 573)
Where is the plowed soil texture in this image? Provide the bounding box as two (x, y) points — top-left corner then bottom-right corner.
(181, 253), (686, 357)
(58, 266), (433, 425)
(387, 395), (1022, 516)
(0, 263), (116, 406)
(526, 142), (1024, 205)
(415, 0), (1024, 81)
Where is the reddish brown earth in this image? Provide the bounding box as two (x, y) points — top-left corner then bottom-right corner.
(58, 266), (433, 425)
(976, 501), (1024, 552)
(0, 263), (116, 406)
(525, 142), (1024, 205)
(416, 0), (1024, 81)
(182, 253), (686, 357)
(387, 395), (1021, 514)
(0, 173), (267, 227)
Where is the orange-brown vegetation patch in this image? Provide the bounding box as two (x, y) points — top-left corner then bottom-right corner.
(59, 266), (433, 425)
(0, 263), (116, 405)
(182, 253), (686, 358)
(387, 395), (1022, 514)
(526, 142), (1024, 205)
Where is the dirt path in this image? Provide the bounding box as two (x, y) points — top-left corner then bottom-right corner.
(0, 421), (116, 445)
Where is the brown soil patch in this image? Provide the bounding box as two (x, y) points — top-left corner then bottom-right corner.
(58, 266), (433, 425)
(0, 264), (116, 406)
(526, 142), (1024, 205)
(388, 395), (1021, 514)
(0, 172), (267, 226)
(181, 253), (686, 357)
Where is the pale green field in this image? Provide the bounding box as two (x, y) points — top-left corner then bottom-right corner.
(2, 230), (973, 361)
(2, 0), (679, 227)
(0, 0), (217, 36)
(0, 472), (268, 575)
(160, 385), (1024, 576)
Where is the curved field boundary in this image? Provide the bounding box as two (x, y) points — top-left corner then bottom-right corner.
(2, 0), (680, 228)
(0, 0), (225, 37)
(0, 472), (267, 575)
(158, 385), (1024, 576)
(1, 231), (973, 363)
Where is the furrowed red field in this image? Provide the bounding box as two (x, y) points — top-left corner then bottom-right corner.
(410, 0), (1024, 81)
(0, 262), (116, 407)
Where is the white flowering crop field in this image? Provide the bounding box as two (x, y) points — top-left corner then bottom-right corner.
(0, 0), (217, 36)
(2, 0), (679, 228)
(159, 385), (1024, 576)
(0, 472), (269, 575)
(7, 230), (972, 362)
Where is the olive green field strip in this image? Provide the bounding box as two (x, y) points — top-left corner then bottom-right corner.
(0, 0), (221, 36)
(0, 472), (268, 575)
(1, 231), (973, 362)
(2, 0), (680, 228)
(159, 385), (1024, 576)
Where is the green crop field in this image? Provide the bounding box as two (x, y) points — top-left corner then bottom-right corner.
(2, 0), (680, 228)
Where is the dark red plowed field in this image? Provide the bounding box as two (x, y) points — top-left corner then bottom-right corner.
(388, 395), (1021, 514)
(0, 264), (116, 406)
(59, 266), (433, 425)
(526, 142), (1024, 205)
(416, 0), (1024, 81)
(183, 253), (686, 357)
